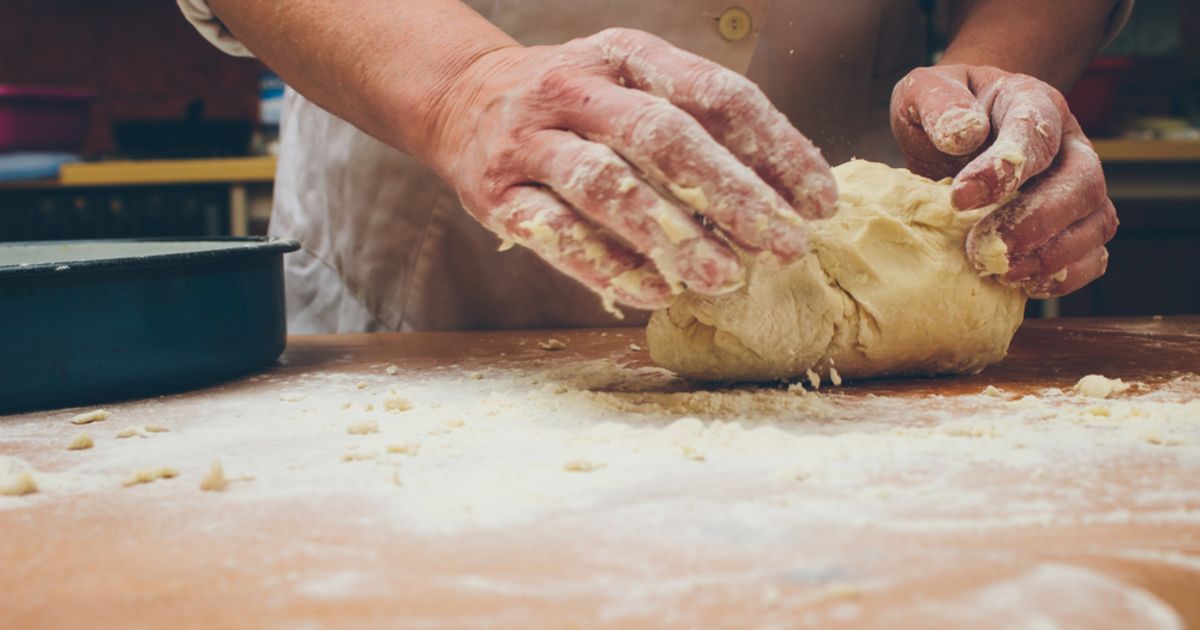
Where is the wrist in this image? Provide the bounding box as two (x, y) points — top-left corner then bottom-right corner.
(415, 42), (525, 180)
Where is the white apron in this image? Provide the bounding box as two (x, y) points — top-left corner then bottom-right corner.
(191, 1), (930, 332)
(179, 0), (1134, 333)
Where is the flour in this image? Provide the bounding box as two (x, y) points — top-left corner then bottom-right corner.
(5, 364), (1198, 539)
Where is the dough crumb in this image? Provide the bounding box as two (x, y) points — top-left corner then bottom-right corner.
(628, 343), (643, 352)
(563, 459), (605, 472)
(383, 392), (412, 413)
(786, 382), (808, 395)
(983, 385), (1004, 397)
(115, 426), (145, 439)
(469, 372), (485, 380)
(342, 451), (377, 462)
(340, 402), (353, 410)
(445, 419), (465, 429)
(200, 460), (230, 492)
(829, 367), (842, 386)
(1075, 374), (1130, 399)
(122, 467), (178, 487)
(346, 420), (380, 435)
(1142, 431), (1183, 446)
(355, 382), (368, 390)
(806, 369), (821, 390)
(539, 338), (567, 351)
(0, 458), (38, 496)
(70, 409), (110, 425)
(67, 432), (94, 451)
(144, 425), (169, 433)
(385, 364), (399, 375)
(387, 443), (420, 455)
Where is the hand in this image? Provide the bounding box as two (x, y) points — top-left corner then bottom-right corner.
(428, 28), (837, 310)
(891, 64), (1118, 298)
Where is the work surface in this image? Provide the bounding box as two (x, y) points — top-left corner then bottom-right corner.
(3, 317), (1199, 628)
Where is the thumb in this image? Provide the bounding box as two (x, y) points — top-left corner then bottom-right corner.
(894, 66), (990, 156)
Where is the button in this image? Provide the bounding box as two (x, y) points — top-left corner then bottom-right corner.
(718, 7), (752, 42)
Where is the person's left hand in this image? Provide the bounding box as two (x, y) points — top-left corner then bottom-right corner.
(890, 64), (1118, 298)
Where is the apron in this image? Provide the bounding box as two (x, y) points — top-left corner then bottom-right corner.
(264, 0), (929, 332)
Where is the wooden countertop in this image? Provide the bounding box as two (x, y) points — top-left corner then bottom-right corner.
(2, 317), (1199, 627)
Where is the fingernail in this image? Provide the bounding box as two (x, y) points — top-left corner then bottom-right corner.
(933, 108), (987, 155)
(952, 178), (992, 210)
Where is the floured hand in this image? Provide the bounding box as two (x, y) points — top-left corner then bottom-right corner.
(891, 64), (1117, 298)
(428, 28), (837, 310)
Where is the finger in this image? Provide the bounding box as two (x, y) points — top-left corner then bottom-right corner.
(1020, 246), (1109, 299)
(588, 28), (836, 219)
(558, 79), (810, 261)
(967, 133), (1108, 272)
(952, 75), (1064, 210)
(1005, 199), (1118, 283)
(892, 65), (991, 156)
(520, 129), (744, 294)
(485, 186), (674, 309)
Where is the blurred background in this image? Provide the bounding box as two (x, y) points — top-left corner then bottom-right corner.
(0, 0), (1197, 318)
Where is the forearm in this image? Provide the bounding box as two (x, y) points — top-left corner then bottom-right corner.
(205, 0), (517, 164)
(939, 0), (1122, 90)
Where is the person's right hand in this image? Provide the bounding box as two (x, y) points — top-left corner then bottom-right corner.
(425, 28), (837, 311)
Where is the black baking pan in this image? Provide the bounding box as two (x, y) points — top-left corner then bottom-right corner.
(0, 238), (299, 413)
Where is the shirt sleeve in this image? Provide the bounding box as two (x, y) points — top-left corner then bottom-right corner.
(177, 0), (255, 58)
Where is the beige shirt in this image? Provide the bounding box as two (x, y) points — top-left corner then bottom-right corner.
(179, 0), (1131, 333)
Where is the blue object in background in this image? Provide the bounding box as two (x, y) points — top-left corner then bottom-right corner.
(0, 152), (79, 183)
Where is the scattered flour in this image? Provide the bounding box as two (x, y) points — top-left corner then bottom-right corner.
(2, 356), (1198, 626)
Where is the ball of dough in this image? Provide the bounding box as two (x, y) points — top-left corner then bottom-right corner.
(647, 160), (1026, 382)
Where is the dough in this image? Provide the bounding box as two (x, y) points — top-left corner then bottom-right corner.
(69, 409), (110, 425)
(346, 420), (380, 435)
(122, 467), (178, 487)
(0, 457), (38, 496)
(200, 460), (230, 492)
(647, 160), (1026, 382)
(1075, 374), (1130, 399)
(67, 432), (94, 450)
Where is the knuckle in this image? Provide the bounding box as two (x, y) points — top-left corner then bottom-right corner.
(589, 27), (656, 53)
(530, 64), (588, 104)
(688, 63), (754, 109)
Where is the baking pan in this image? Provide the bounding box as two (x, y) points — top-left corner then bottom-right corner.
(0, 238), (299, 413)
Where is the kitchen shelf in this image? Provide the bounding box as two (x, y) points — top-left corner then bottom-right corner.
(57, 156), (276, 187)
(1093, 139), (1200, 162)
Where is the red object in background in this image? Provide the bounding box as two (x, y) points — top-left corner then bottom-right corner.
(1066, 57), (1135, 137)
(0, 85), (95, 153)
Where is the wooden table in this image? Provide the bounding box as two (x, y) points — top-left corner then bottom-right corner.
(2, 318), (1199, 628)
